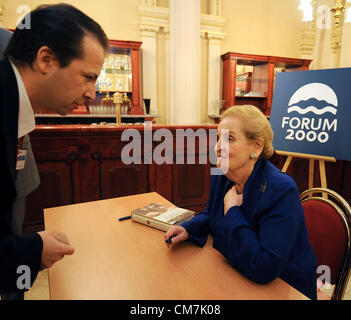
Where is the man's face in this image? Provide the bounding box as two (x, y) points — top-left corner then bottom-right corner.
(43, 35), (105, 115)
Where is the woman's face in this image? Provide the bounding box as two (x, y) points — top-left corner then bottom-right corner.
(215, 116), (262, 175)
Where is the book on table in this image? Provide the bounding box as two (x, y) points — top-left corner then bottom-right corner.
(131, 202), (195, 231)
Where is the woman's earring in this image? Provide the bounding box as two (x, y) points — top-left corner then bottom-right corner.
(250, 152), (258, 159)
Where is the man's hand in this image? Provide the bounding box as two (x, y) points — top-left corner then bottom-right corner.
(37, 230), (75, 270)
(164, 226), (189, 245)
(224, 185), (243, 216)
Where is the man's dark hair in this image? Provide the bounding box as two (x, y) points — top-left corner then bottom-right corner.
(4, 3), (109, 67)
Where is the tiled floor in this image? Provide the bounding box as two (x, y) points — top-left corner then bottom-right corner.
(25, 269), (50, 300)
(22, 269), (351, 300)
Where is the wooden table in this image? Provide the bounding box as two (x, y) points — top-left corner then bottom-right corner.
(44, 192), (308, 300)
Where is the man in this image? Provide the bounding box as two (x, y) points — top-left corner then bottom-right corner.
(0, 4), (108, 294)
(0, 27), (41, 300)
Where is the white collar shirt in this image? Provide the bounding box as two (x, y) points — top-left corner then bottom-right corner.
(10, 61), (35, 139)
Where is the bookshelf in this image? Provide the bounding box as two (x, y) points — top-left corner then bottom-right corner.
(221, 52), (312, 116)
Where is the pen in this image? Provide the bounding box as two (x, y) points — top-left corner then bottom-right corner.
(165, 236), (175, 244)
(118, 215), (131, 221)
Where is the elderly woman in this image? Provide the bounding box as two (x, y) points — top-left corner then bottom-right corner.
(165, 105), (317, 300)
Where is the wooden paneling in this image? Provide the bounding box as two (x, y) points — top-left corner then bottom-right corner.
(100, 160), (149, 199)
(173, 163), (210, 207)
(154, 164), (173, 200)
(25, 161), (74, 232)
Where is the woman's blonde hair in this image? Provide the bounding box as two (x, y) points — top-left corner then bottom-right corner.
(221, 105), (274, 159)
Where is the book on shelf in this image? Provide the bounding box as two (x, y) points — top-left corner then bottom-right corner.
(131, 202), (195, 232)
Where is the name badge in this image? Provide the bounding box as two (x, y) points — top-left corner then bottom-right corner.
(16, 149), (28, 171)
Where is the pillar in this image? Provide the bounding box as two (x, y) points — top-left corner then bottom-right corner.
(140, 25), (159, 114)
(169, 0), (201, 124)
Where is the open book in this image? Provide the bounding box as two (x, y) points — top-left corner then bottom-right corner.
(131, 202), (195, 231)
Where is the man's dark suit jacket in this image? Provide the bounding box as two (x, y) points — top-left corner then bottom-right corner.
(0, 28), (12, 60)
(0, 58), (43, 293)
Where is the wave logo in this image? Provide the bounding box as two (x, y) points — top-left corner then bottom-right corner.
(287, 83), (338, 116)
(281, 83), (338, 144)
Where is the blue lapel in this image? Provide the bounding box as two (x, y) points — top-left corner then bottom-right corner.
(241, 159), (267, 222)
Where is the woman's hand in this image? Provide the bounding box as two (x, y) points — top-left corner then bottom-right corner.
(224, 186), (243, 215)
(164, 226), (189, 245)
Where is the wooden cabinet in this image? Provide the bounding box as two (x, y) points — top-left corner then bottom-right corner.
(173, 163), (210, 212)
(24, 138), (80, 233)
(91, 39), (144, 115)
(24, 125), (216, 233)
(90, 137), (150, 199)
(221, 52), (312, 116)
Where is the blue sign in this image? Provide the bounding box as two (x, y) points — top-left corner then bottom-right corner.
(270, 68), (351, 161)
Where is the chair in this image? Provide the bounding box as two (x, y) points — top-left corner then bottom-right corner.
(300, 187), (351, 300)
